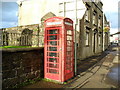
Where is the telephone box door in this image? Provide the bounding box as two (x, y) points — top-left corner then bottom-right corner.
(44, 27), (62, 81)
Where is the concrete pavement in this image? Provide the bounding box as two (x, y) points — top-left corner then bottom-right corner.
(64, 46), (120, 89)
(21, 45), (120, 89)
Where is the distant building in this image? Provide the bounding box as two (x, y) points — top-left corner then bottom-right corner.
(17, 0), (109, 60)
(110, 30), (119, 44)
(103, 14), (110, 50)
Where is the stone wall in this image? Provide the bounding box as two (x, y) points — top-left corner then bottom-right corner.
(1, 24), (44, 47)
(2, 47), (44, 89)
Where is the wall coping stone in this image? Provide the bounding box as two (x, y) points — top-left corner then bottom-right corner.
(1, 47), (44, 52)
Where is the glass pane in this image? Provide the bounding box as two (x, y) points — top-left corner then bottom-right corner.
(49, 35), (57, 40)
(67, 47), (72, 51)
(67, 30), (72, 35)
(47, 68), (49, 73)
(86, 32), (89, 45)
(59, 3), (64, 11)
(49, 41), (57, 45)
(49, 30), (58, 34)
(66, 65), (71, 70)
(67, 51), (71, 56)
(67, 36), (72, 40)
(66, 11), (75, 19)
(47, 52), (49, 56)
(66, 61), (71, 64)
(66, 2), (75, 10)
(49, 47), (57, 51)
(49, 69), (59, 74)
(49, 58), (57, 63)
(49, 63), (58, 68)
(67, 41), (72, 46)
(49, 52), (57, 57)
(67, 56), (71, 60)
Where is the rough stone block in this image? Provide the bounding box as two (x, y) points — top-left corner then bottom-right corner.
(11, 61), (20, 69)
(31, 60), (40, 67)
(3, 61), (20, 72)
(19, 75), (26, 83)
(22, 59), (32, 67)
(2, 64), (11, 71)
(2, 77), (19, 89)
(24, 67), (31, 73)
(2, 70), (16, 79)
(34, 71), (40, 77)
(16, 68), (24, 76)
(31, 66), (38, 72)
(2, 57), (13, 66)
(26, 73), (35, 80)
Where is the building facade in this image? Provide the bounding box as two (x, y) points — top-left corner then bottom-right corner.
(17, 0), (109, 60)
(17, 0), (61, 26)
(78, 2), (103, 60)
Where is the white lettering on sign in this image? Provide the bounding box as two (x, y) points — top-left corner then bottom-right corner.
(65, 22), (72, 26)
(46, 22), (62, 26)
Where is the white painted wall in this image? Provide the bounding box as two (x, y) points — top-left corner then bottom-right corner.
(17, 0), (61, 26)
(17, 0), (86, 26)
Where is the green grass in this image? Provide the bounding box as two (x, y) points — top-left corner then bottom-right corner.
(42, 78), (67, 84)
(0, 46), (32, 48)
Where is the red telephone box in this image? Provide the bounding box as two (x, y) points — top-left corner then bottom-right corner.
(44, 17), (74, 82)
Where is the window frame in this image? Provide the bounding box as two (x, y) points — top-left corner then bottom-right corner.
(85, 8), (90, 22)
(85, 31), (90, 47)
(93, 11), (97, 25)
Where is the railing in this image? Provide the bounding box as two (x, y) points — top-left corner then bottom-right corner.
(0, 31), (44, 47)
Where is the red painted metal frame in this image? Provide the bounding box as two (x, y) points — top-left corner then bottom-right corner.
(44, 17), (74, 82)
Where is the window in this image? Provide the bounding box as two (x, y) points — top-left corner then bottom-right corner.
(93, 14), (95, 24)
(98, 15), (101, 28)
(85, 8), (90, 22)
(67, 30), (72, 35)
(98, 19), (101, 28)
(67, 36), (72, 40)
(49, 47), (57, 51)
(93, 11), (97, 25)
(86, 32), (89, 46)
(49, 29), (58, 34)
(99, 35), (101, 45)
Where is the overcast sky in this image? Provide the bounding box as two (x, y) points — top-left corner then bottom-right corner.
(101, 0), (119, 34)
(1, 2), (18, 28)
(0, 0), (119, 34)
